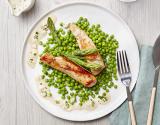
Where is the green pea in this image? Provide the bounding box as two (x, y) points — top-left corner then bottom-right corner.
(95, 91), (99, 94)
(106, 88), (109, 92)
(75, 90), (79, 93)
(58, 90), (62, 94)
(39, 16), (120, 104)
(54, 84), (58, 88)
(61, 95), (65, 99)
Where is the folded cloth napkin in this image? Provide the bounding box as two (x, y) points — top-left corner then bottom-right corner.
(109, 46), (160, 125)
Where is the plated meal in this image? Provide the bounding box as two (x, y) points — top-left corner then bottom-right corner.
(22, 2), (139, 121)
(27, 16), (119, 110)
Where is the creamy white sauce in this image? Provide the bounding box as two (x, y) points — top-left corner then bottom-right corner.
(27, 15), (57, 68)
(8, 0), (34, 16)
(36, 77), (52, 98)
(35, 75), (110, 111)
(27, 31), (40, 68)
(27, 39), (38, 68)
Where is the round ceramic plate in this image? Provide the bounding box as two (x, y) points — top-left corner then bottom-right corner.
(22, 2), (139, 121)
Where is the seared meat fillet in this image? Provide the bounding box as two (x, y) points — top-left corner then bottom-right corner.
(68, 23), (105, 75)
(40, 53), (97, 87)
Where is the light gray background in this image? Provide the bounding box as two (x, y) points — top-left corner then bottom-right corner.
(0, 0), (160, 125)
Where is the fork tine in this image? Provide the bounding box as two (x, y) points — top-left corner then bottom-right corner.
(124, 50), (131, 73)
(117, 51), (122, 74)
(119, 51), (126, 73)
(122, 50), (128, 73)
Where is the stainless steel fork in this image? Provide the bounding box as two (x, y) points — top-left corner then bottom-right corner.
(117, 50), (137, 125)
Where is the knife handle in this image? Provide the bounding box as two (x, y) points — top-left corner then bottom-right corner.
(147, 87), (157, 125)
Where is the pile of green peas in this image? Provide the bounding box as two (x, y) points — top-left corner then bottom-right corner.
(39, 17), (119, 107)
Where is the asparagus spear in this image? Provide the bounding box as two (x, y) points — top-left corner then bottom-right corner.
(47, 17), (56, 33)
(47, 17), (60, 42)
(63, 53), (102, 70)
(73, 48), (98, 56)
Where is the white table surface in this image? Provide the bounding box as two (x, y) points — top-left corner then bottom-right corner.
(0, 0), (160, 125)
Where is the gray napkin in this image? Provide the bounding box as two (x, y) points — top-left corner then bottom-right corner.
(109, 46), (160, 125)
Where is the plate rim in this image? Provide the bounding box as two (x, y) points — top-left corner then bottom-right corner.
(21, 1), (140, 121)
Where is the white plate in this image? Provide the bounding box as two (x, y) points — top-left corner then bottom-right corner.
(22, 2), (139, 121)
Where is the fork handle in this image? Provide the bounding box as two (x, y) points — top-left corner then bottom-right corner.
(128, 101), (137, 125)
(126, 87), (137, 125)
